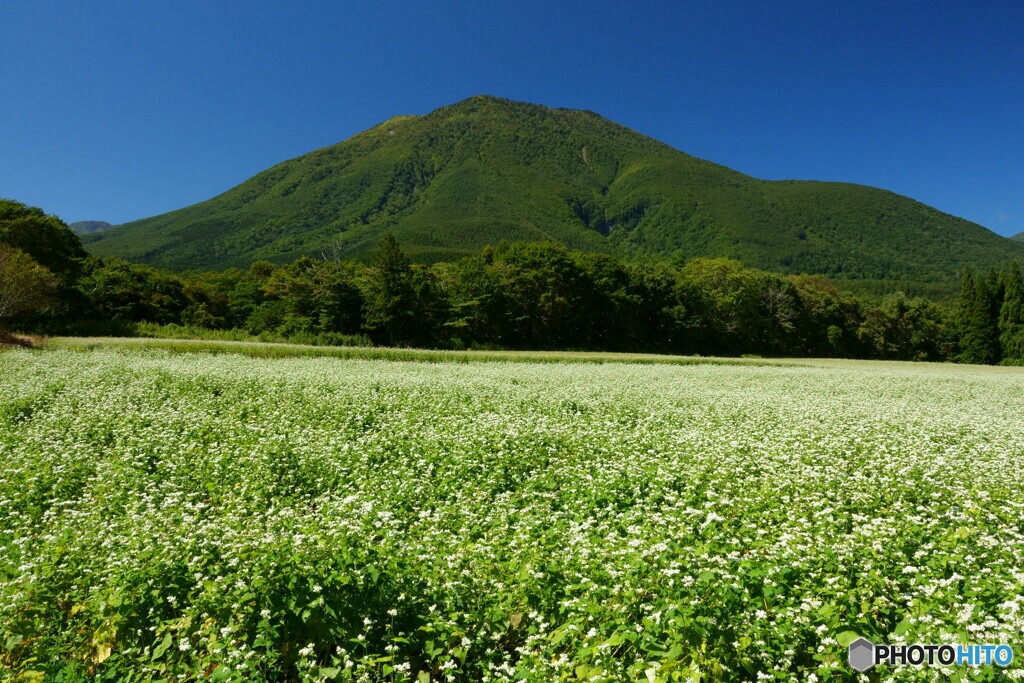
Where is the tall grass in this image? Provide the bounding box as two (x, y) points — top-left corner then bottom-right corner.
(133, 322), (373, 348)
(41, 335), (800, 367)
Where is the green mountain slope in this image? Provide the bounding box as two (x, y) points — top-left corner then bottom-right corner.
(1012, 231), (1024, 243)
(86, 95), (1024, 280)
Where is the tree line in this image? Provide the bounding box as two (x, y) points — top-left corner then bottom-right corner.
(2, 198), (1022, 364)
(953, 263), (1024, 364)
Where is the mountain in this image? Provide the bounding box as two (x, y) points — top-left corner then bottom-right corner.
(85, 95), (1024, 282)
(70, 221), (114, 235)
(1012, 232), (1024, 243)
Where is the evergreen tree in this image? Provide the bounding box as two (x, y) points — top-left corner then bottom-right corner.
(954, 267), (975, 338)
(363, 234), (417, 346)
(956, 268), (1000, 364)
(999, 261), (1024, 361)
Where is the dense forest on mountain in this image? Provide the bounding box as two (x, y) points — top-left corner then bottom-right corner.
(5, 199), (1024, 365)
(84, 97), (1024, 292)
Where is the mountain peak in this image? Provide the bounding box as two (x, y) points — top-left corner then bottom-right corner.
(69, 220), (114, 235)
(431, 94), (549, 118)
(453, 94), (513, 105)
(85, 96), (1024, 282)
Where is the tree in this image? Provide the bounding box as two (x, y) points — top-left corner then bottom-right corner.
(262, 258), (363, 335)
(679, 258), (770, 354)
(955, 267), (1000, 364)
(0, 199), (85, 286)
(574, 253), (642, 351)
(0, 245), (57, 327)
(317, 262), (364, 335)
(857, 295), (944, 361)
(496, 243), (590, 349)
(999, 261), (1024, 361)
(363, 234), (417, 345)
(180, 281), (232, 329)
(785, 275), (861, 357)
(82, 258), (186, 323)
(228, 261), (277, 330)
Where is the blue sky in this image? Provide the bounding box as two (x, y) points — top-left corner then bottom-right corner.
(3, 1), (1022, 237)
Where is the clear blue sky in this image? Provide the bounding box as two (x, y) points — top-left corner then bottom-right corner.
(3, 1), (1022, 237)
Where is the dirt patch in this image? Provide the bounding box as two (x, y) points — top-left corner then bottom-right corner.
(0, 330), (43, 349)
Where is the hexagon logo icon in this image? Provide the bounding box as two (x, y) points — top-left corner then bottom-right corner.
(848, 637), (876, 672)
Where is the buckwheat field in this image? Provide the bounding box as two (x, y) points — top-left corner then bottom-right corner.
(2, 348), (1023, 682)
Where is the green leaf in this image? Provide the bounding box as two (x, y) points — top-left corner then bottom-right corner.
(835, 630), (861, 647)
(549, 626), (571, 646)
(152, 631), (173, 660)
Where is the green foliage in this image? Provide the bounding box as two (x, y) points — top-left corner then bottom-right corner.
(0, 193), (962, 362)
(954, 268), (1002, 364)
(3, 350), (1023, 680)
(12, 214), (961, 361)
(0, 245), (58, 325)
(0, 198), (86, 285)
(81, 258), (188, 324)
(946, 262), (1024, 365)
(81, 97), (1024, 286)
(998, 262), (1024, 360)
(262, 257), (363, 335)
(493, 242), (592, 348)
(856, 295), (945, 361)
(0, 200), (91, 324)
(362, 235), (419, 346)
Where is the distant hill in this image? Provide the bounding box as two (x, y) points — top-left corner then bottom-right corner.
(1012, 232), (1024, 243)
(70, 221), (114, 235)
(85, 95), (1024, 283)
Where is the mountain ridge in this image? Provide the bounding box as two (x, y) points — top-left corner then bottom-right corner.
(85, 95), (1024, 280)
(70, 220), (114, 235)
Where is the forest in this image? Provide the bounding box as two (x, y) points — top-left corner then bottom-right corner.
(3, 199), (1023, 364)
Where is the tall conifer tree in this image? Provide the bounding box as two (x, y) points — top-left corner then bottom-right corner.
(364, 234), (416, 346)
(957, 269), (1000, 364)
(999, 261), (1024, 361)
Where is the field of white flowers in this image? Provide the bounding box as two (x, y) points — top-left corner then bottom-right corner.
(1, 348), (1023, 682)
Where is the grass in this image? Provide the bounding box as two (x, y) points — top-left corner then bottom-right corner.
(0, 330), (42, 349)
(40, 335), (806, 367)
